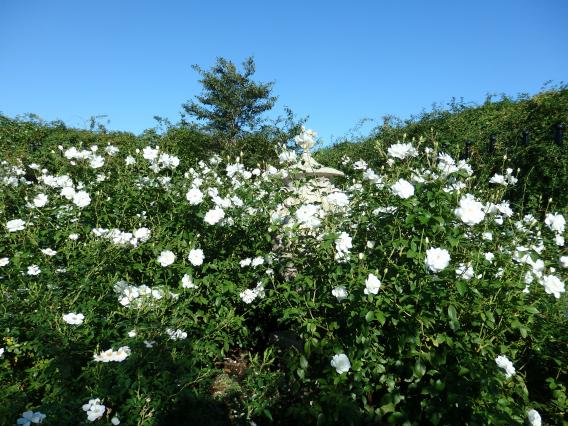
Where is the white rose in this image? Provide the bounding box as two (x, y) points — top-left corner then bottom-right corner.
(186, 188), (204, 205)
(364, 273), (381, 295)
(454, 194), (485, 226)
(387, 142), (418, 160)
(425, 248), (450, 273)
(6, 219), (26, 232)
(527, 409), (541, 426)
(188, 249), (204, 266)
(157, 250), (176, 267)
(495, 355), (516, 378)
(62, 312), (84, 325)
(545, 213), (566, 234)
(332, 285), (349, 301)
(330, 353), (351, 374)
(72, 190), (91, 208)
(541, 274), (565, 299)
(204, 207), (225, 225)
(391, 178), (414, 199)
(32, 193), (48, 208)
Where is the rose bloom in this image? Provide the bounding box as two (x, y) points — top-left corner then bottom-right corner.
(41, 248), (57, 256)
(325, 191), (350, 208)
(332, 285), (349, 301)
(240, 288), (258, 304)
(59, 186), (75, 200)
(0, 257), (9, 267)
(545, 212), (566, 233)
(82, 398), (106, 422)
(62, 312), (85, 325)
(134, 227), (151, 242)
(185, 188), (204, 205)
(495, 355), (516, 378)
(387, 142), (418, 160)
(454, 194), (485, 226)
(295, 204), (321, 228)
(204, 207), (225, 225)
(181, 274), (196, 289)
(455, 263), (475, 280)
(425, 248), (451, 273)
(32, 193), (48, 208)
(6, 219), (26, 232)
(364, 273), (381, 295)
(157, 250), (176, 267)
(527, 409), (541, 426)
(391, 178), (415, 199)
(541, 274), (565, 299)
(330, 353), (351, 374)
(72, 190), (91, 208)
(27, 265), (41, 276)
(17, 411), (46, 425)
(335, 232), (352, 255)
(188, 249), (204, 266)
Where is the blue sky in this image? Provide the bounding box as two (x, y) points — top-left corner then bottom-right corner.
(1, 0), (567, 146)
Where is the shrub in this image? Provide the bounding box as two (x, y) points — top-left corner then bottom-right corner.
(0, 130), (566, 425)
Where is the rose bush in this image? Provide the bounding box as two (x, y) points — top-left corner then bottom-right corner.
(0, 131), (566, 425)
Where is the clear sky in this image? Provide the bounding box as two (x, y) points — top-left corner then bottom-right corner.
(1, 0), (567, 146)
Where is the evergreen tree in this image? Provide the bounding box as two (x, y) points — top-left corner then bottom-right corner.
(182, 57), (277, 144)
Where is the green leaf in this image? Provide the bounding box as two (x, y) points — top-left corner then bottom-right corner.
(448, 305), (459, 330)
(525, 306), (539, 314)
(376, 310), (386, 325)
(456, 281), (467, 296)
(447, 305), (457, 322)
(413, 359), (426, 379)
(365, 311), (375, 322)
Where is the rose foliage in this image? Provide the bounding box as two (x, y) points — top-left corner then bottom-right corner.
(0, 132), (567, 425)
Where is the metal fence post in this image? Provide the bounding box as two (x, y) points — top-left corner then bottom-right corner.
(464, 140), (472, 158)
(522, 130), (529, 146)
(489, 135), (496, 154)
(554, 123), (564, 146)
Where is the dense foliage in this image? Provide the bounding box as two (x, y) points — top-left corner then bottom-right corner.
(1, 127), (566, 425)
(315, 85), (568, 211)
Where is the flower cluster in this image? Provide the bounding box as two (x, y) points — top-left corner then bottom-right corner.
(16, 411), (46, 425)
(82, 398), (106, 421)
(239, 282), (265, 304)
(166, 328), (188, 340)
(142, 145), (180, 172)
(489, 168), (518, 186)
(387, 142), (418, 160)
(114, 280), (177, 308)
(93, 346), (131, 362)
(92, 227), (151, 247)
